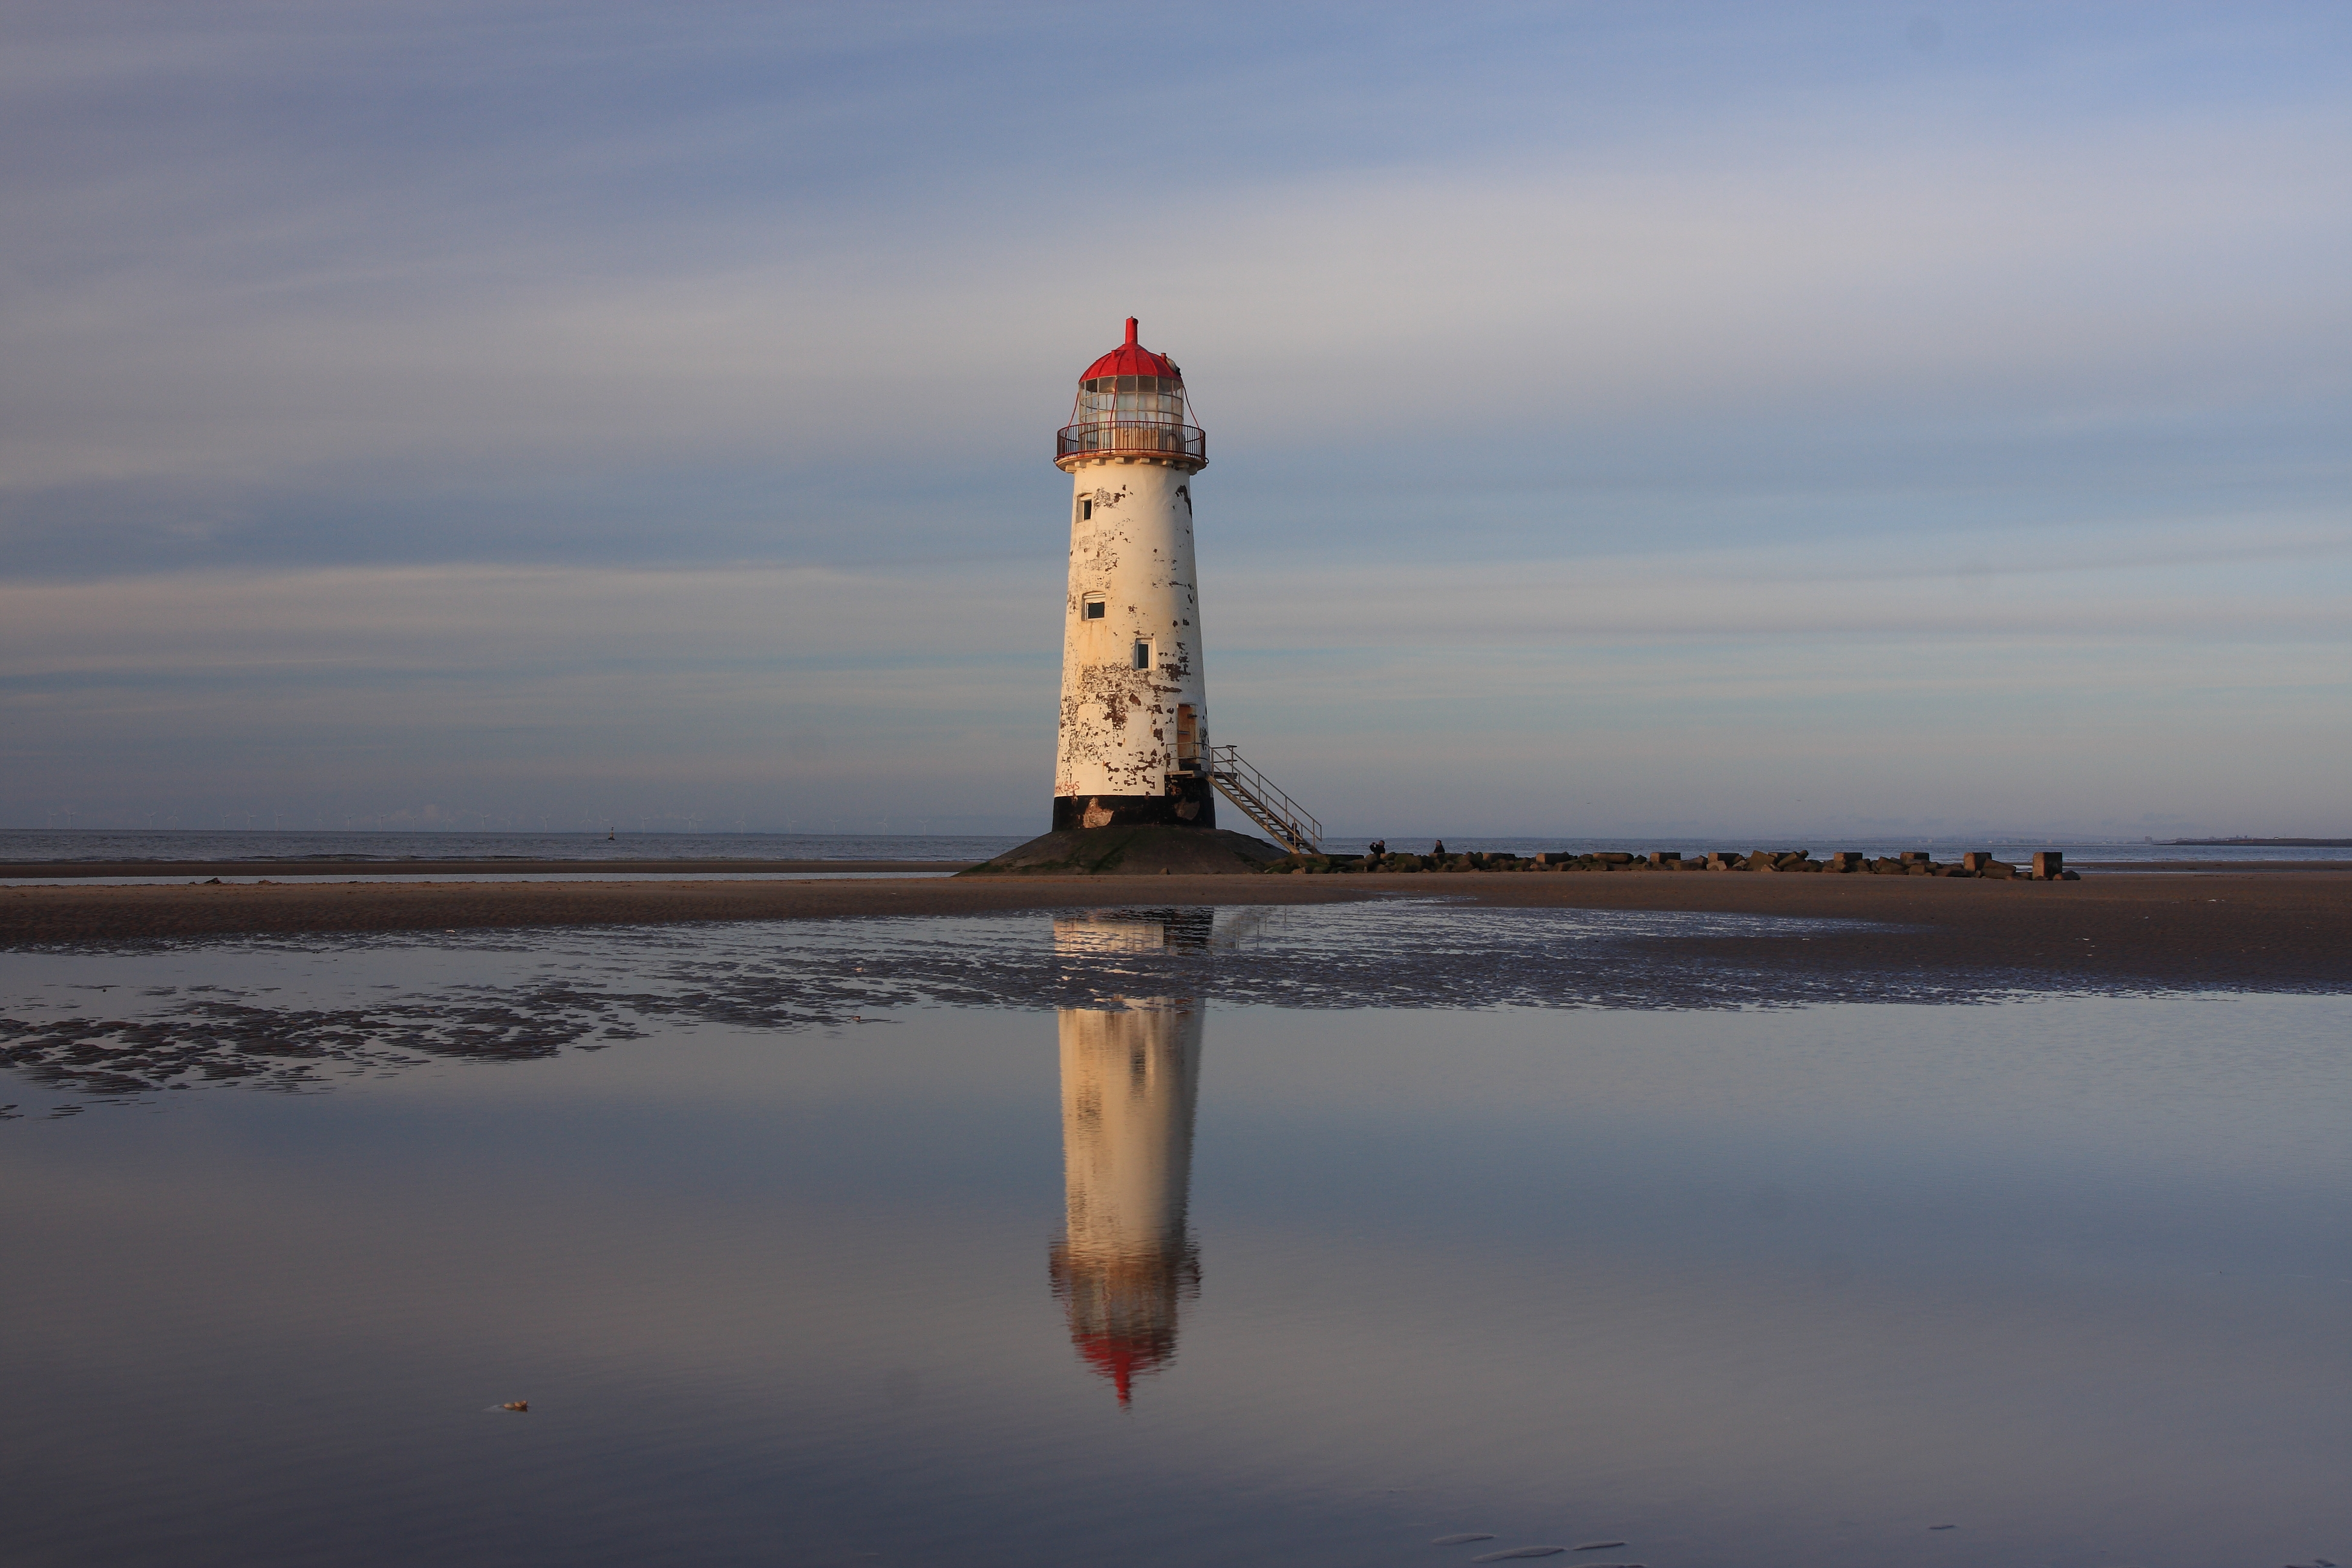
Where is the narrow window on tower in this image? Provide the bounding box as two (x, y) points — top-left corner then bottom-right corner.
(1079, 498), (1093, 522)
(1132, 639), (1152, 671)
(1082, 595), (1105, 620)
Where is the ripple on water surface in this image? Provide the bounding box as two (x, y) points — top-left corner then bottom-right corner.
(1, 906), (2347, 1568)
(0, 900), (1999, 1103)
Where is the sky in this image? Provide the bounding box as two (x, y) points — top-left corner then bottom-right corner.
(2, 1), (2346, 840)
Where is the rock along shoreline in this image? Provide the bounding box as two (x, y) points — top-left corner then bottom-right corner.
(1265, 847), (2079, 880)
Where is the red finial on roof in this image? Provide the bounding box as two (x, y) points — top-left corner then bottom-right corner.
(1080, 317), (1182, 384)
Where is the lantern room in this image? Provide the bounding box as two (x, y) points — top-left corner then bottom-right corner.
(1056, 318), (1207, 468)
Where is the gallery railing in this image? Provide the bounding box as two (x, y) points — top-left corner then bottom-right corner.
(1057, 422), (1207, 464)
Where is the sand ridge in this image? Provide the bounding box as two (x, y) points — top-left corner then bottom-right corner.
(4, 869), (2346, 991)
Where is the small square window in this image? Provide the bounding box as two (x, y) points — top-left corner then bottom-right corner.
(1082, 598), (1105, 620)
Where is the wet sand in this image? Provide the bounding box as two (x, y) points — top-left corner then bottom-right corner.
(5, 869), (2347, 991)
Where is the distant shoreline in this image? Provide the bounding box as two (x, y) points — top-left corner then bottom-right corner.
(11, 855), (2342, 884)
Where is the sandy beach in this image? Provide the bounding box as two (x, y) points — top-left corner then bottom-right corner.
(6, 867), (2345, 991)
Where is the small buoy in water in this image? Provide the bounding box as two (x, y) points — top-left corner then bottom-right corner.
(500, 1400), (528, 1413)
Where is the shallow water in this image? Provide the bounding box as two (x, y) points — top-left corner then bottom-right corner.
(2, 907), (2346, 1567)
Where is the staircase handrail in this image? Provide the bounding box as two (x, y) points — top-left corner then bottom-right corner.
(1206, 742), (1322, 854)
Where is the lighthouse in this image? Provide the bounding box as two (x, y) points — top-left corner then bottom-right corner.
(1051, 318), (1215, 832)
(969, 319), (1316, 871)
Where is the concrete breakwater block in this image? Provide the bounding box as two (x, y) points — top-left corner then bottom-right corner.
(1260, 846), (2082, 879)
(962, 825), (1287, 877)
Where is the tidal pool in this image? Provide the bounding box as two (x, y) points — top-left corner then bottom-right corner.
(2, 907), (2345, 1567)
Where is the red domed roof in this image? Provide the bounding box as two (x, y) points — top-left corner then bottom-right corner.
(1081, 318), (1181, 382)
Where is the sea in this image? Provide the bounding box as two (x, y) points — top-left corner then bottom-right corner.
(0, 827), (2330, 866)
(2, 857), (2345, 1566)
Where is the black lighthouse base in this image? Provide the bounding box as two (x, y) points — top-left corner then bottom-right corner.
(1052, 773), (1217, 833)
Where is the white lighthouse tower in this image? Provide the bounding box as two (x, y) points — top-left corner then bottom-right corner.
(1051, 318), (1215, 832)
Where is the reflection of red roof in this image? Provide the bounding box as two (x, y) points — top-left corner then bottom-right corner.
(1051, 1237), (1196, 1408)
(1069, 1330), (1172, 1406)
(1080, 318), (1182, 382)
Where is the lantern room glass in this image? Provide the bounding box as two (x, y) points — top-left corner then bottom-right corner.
(1060, 374), (1206, 465)
(1075, 376), (1187, 425)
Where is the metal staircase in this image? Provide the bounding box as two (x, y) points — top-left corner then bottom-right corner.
(1206, 743), (1322, 854)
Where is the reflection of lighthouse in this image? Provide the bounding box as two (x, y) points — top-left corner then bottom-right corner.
(1048, 1003), (1204, 1406)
